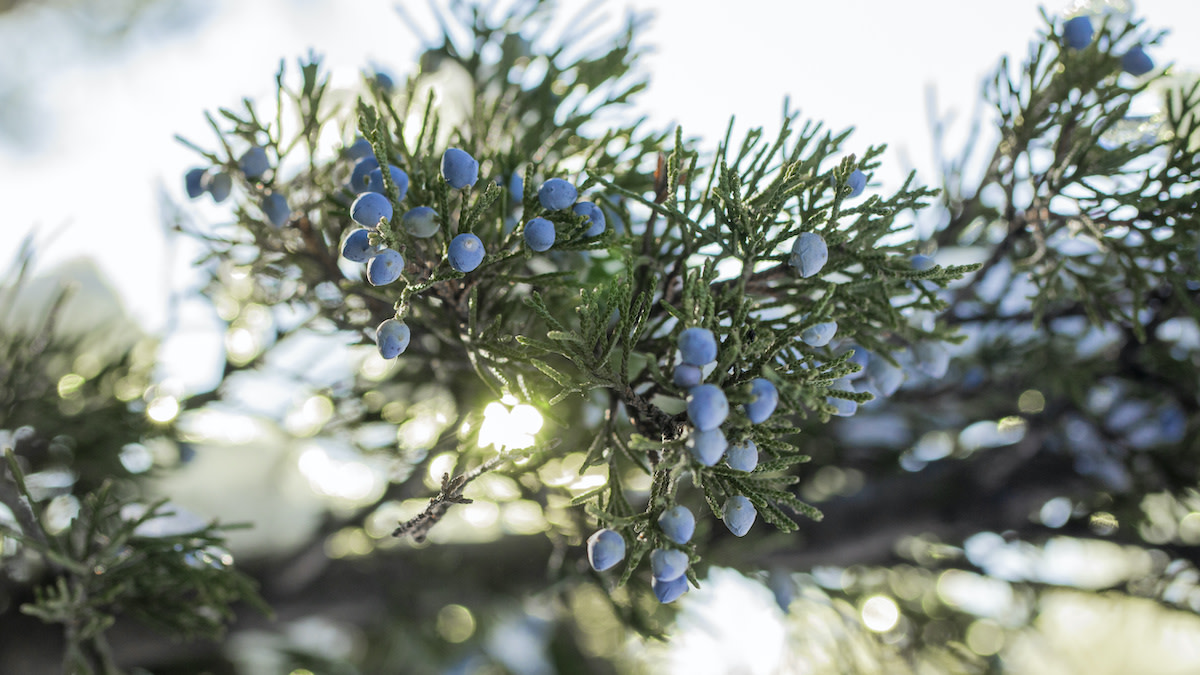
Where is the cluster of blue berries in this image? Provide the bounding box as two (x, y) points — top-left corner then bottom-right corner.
(185, 145), (290, 227)
(519, 177), (607, 251)
(1062, 14), (1154, 76)
(336, 142), (612, 362)
(586, 503), (698, 603)
(677, 327), (775, 536)
(582, 326), (789, 602)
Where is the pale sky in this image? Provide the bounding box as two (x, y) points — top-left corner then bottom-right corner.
(1, 0), (1198, 336)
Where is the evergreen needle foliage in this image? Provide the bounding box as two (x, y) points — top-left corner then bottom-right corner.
(4, 0), (1200, 671)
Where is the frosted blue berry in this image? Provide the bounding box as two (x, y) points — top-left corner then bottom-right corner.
(523, 217), (556, 252)
(262, 193), (290, 227)
(448, 233), (485, 273)
(789, 232), (828, 278)
(744, 378), (778, 424)
(345, 137), (373, 161)
(686, 428), (728, 466)
(573, 201), (606, 236)
(828, 396), (858, 417)
(911, 254), (935, 271)
(367, 165), (409, 202)
(725, 440), (758, 472)
(373, 71), (394, 93)
(441, 148), (479, 189)
(239, 146), (270, 180)
(538, 178), (577, 211)
(586, 528), (625, 571)
(767, 569), (796, 614)
(205, 172), (232, 203)
(375, 319), (411, 359)
(402, 206), (438, 238)
(687, 384), (728, 432)
(351, 192), (393, 228)
(657, 506), (695, 545)
(1063, 16), (1093, 50)
(828, 378), (859, 417)
(184, 168), (206, 198)
(367, 249), (404, 286)
(652, 575), (689, 603)
(673, 363), (703, 388)
(867, 354), (904, 397)
(801, 321), (838, 347)
(1122, 45), (1154, 76)
(341, 229), (378, 263)
(650, 548), (689, 582)
(350, 157), (379, 192)
(723, 495), (756, 537)
(914, 341), (950, 378)
(509, 172), (523, 202)
(847, 169), (866, 198)
(844, 345), (870, 380)
(678, 327), (717, 366)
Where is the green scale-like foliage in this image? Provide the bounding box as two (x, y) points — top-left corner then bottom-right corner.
(162, 0), (1198, 649)
(175, 0), (978, 604)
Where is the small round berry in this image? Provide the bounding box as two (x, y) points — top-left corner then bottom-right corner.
(801, 321), (838, 348)
(573, 201), (606, 236)
(402, 206), (439, 238)
(723, 495), (756, 537)
(341, 228), (378, 263)
(725, 440), (758, 472)
(523, 217), (556, 252)
(239, 146), (270, 180)
(367, 165), (410, 202)
(367, 249), (405, 286)
(184, 168), (206, 198)
(744, 378), (778, 424)
(1122, 45), (1154, 76)
(373, 71), (394, 92)
(375, 319), (411, 359)
(768, 569), (797, 614)
(441, 148), (479, 189)
(847, 169), (866, 198)
(914, 341), (950, 379)
(911, 254), (935, 271)
(687, 384), (729, 432)
(350, 157), (379, 192)
(789, 231), (828, 278)
(345, 137), (373, 161)
(658, 506), (695, 545)
(844, 345), (870, 380)
(262, 193), (290, 227)
(351, 192), (393, 228)
(650, 548), (689, 582)
(673, 363), (703, 388)
(586, 528), (625, 572)
(678, 327), (718, 366)
(509, 172), (524, 202)
(686, 428), (728, 466)
(867, 354), (904, 397)
(828, 395), (859, 417)
(205, 172), (232, 203)
(652, 574), (689, 603)
(1063, 15), (1094, 50)
(448, 233), (485, 273)
(538, 178), (577, 211)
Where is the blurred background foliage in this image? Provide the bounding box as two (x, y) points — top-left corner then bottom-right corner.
(3, 0), (1200, 674)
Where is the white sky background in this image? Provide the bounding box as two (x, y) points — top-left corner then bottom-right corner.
(1, 0), (1199, 341)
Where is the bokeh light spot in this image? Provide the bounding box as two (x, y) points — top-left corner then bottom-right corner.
(436, 604), (476, 643)
(966, 618), (1005, 656)
(861, 594), (900, 632)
